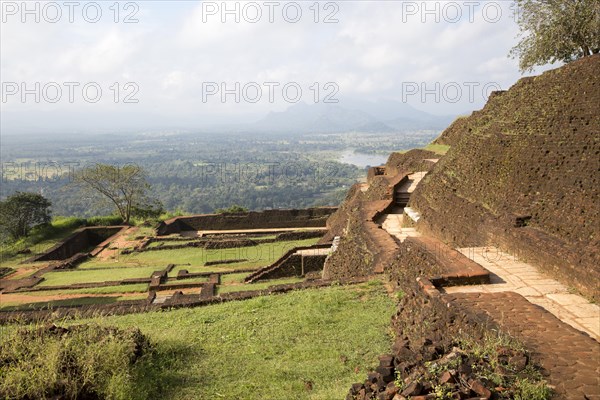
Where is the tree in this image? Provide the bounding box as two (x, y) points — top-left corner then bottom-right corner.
(0, 192), (52, 239)
(131, 198), (164, 220)
(215, 205), (249, 214)
(74, 164), (155, 224)
(510, 0), (600, 72)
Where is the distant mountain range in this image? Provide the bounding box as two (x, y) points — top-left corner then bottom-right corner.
(252, 99), (455, 133)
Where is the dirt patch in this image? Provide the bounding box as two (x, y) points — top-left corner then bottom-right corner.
(2, 264), (47, 280)
(96, 227), (144, 260)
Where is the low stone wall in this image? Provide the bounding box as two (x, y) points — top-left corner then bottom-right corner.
(28, 226), (125, 262)
(244, 244), (331, 282)
(250, 254), (327, 281)
(274, 230), (325, 241)
(122, 239), (259, 254)
(0, 277), (369, 324)
(347, 237), (502, 400)
(156, 207), (336, 235)
(5, 278), (151, 294)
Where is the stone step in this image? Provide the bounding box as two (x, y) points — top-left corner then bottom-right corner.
(152, 294), (171, 304)
(404, 207), (421, 222)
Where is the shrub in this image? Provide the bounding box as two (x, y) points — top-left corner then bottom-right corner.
(0, 323), (150, 400)
(52, 216), (88, 230)
(514, 379), (553, 400)
(86, 215), (124, 226)
(215, 205), (249, 214)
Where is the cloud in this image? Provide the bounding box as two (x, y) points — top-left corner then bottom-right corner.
(0, 0), (560, 134)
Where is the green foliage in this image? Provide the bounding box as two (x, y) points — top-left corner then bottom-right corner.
(215, 204), (249, 214)
(0, 192), (52, 240)
(514, 378), (553, 400)
(423, 143), (450, 155)
(432, 383), (454, 399)
(131, 198), (164, 220)
(157, 209), (185, 221)
(0, 214), (126, 262)
(86, 215), (124, 226)
(51, 216), (88, 230)
(395, 289), (405, 301)
(74, 164), (155, 224)
(510, 0), (600, 71)
(2, 131), (432, 217)
(0, 324), (150, 399)
(217, 277), (304, 293)
(454, 331), (551, 398)
(23, 284), (149, 297)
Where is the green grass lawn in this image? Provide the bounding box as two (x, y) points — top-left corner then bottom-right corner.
(0, 231), (73, 266)
(37, 266), (159, 287)
(59, 281), (395, 399)
(218, 277), (305, 294)
(220, 272), (251, 283)
(75, 238), (318, 276)
(0, 216), (111, 266)
(77, 261), (151, 270)
(17, 283), (149, 296)
(0, 294), (148, 311)
(146, 240), (196, 248)
(125, 226), (155, 240)
(162, 276), (208, 286)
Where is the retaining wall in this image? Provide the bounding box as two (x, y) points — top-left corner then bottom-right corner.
(156, 207), (336, 235)
(28, 226), (125, 262)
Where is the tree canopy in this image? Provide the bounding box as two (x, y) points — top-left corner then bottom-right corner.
(215, 205), (249, 214)
(74, 164), (157, 224)
(0, 192), (52, 239)
(510, 0), (600, 72)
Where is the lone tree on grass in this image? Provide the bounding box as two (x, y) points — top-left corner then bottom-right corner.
(75, 164), (157, 225)
(510, 0), (600, 72)
(0, 192), (52, 239)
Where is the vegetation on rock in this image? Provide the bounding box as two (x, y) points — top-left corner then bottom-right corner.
(510, 0), (600, 71)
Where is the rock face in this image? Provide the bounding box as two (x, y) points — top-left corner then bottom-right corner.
(410, 55), (600, 301)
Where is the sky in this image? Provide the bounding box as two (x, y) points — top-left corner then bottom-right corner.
(0, 0), (560, 135)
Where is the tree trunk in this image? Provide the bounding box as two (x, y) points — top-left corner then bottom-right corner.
(581, 44), (592, 56)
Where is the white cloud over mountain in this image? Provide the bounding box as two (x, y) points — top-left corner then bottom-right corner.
(1, 0), (560, 134)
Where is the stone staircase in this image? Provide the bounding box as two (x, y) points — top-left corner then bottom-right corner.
(378, 214), (421, 243)
(393, 171), (428, 207)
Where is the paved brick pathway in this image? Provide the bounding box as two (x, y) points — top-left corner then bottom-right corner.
(444, 247), (600, 341)
(446, 292), (600, 400)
